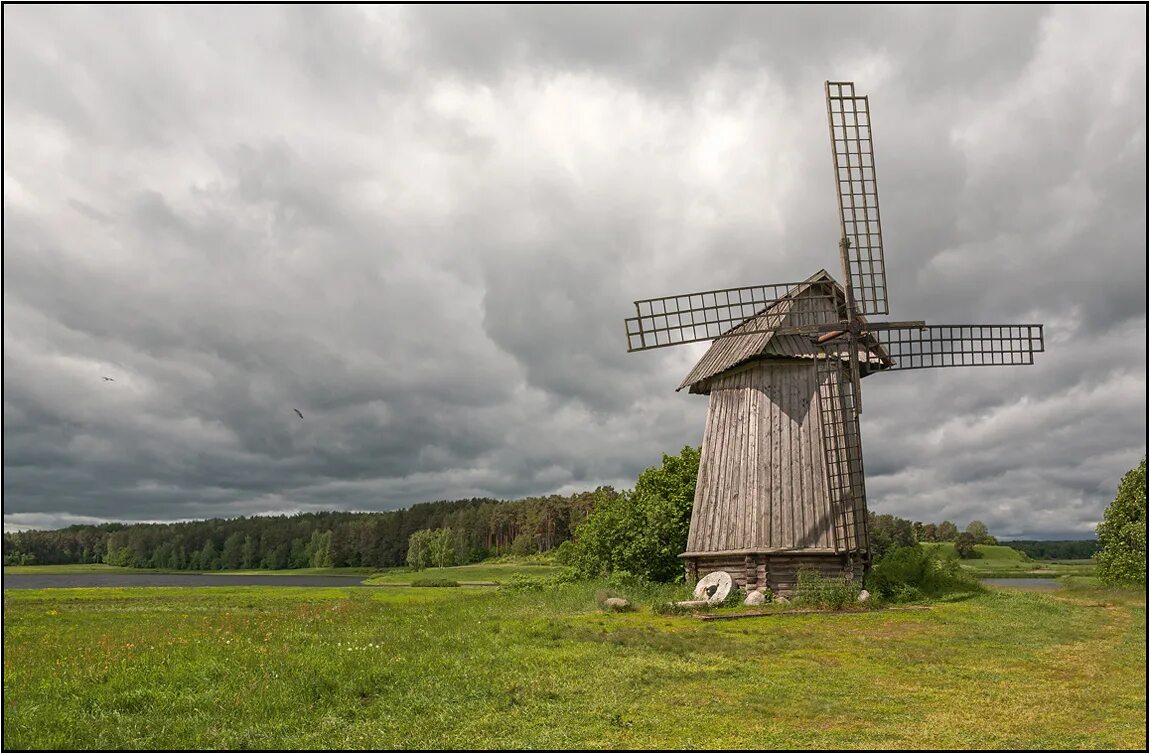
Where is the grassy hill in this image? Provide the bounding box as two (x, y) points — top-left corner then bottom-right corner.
(920, 542), (1096, 578)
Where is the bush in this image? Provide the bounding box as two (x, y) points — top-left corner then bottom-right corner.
(867, 544), (980, 601)
(497, 567), (581, 593)
(551, 540), (575, 566)
(1096, 458), (1147, 585)
(498, 574), (547, 592)
(568, 447), (700, 583)
(410, 578), (459, 588)
(793, 569), (860, 609)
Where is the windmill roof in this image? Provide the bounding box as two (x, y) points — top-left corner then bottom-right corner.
(677, 269), (891, 393)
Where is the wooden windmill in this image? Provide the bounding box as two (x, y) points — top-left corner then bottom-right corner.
(624, 81), (1045, 595)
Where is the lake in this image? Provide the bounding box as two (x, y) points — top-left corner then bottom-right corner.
(2, 573), (371, 589)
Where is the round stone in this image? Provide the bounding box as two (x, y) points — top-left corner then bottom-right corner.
(744, 590), (765, 606)
(692, 571), (733, 604)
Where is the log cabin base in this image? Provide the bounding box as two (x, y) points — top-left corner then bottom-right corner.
(682, 551), (866, 597)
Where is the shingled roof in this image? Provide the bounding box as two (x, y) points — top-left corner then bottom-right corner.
(677, 269), (892, 394)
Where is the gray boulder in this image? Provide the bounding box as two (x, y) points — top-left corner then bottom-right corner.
(603, 597), (630, 611)
(744, 590), (766, 606)
(857, 589), (871, 603)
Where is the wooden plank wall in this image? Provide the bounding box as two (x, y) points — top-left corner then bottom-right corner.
(684, 554), (864, 596)
(686, 359), (836, 554)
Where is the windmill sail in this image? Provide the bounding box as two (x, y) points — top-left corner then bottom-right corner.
(871, 324), (1045, 371)
(625, 281), (839, 352)
(827, 80), (888, 317)
(816, 348), (868, 555)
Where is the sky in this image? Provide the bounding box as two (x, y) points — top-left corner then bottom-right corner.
(3, 5), (1146, 539)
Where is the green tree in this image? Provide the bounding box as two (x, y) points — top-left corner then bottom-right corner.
(310, 531), (333, 568)
(509, 531), (537, 557)
(1096, 458), (1147, 585)
(428, 528), (456, 568)
(868, 513), (915, 560)
(406, 529), (432, 570)
(199, 540), (220, 570)
(570, 446), (700, 582)
(954, 532), (978, 559)
(966, 520), (995, 545)
(241, 535), (258, 569)
(221, 532), (245, 570)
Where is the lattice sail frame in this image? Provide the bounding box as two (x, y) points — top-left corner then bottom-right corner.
(870, 325), (1045, 370)
(827, 80), (888, 317)
(624, 282), (839, 351)
(816, 348), (868, 555)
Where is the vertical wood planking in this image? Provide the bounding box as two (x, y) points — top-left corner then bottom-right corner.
(686, 351), (861, 555)
(687, 389), (718, 552)
(748, 367), (761, 549)
(712, 377), (735, 551)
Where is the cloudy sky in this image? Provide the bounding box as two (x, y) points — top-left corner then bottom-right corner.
(4, 5), (1145, 538)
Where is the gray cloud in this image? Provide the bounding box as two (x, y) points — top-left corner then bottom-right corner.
(3, 5), (1145, 538)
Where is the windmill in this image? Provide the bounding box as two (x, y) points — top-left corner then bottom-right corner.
(624, 81), (1045, 595)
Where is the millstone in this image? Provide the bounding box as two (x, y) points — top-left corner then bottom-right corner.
(692, 571), (733, 604)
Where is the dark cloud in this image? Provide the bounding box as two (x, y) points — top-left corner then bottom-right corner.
(3, 5), (1145, 538)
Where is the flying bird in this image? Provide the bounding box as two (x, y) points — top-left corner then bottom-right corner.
(102, 377), (115, 382)
(294, 409), (304, 420)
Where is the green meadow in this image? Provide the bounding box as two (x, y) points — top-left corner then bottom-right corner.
(921, 542), (1099, 579)
(363, 562), (564, 585)
(3, 576), (1144, 750)
(2, 564), (380, 577)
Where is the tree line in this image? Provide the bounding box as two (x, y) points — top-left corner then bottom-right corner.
(2, 488), (616, 569)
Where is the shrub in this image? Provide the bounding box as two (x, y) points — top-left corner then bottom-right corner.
(568, 447), (700, 583)
(1096, 458), (1147, 585)
(793, 569), (860, 609)
(867, 544), (980, 601)
(509, 532), (538, 557)
(552, 540), (575, 566)
(498, 574), (547, 592)
(410, 578), (459, 588)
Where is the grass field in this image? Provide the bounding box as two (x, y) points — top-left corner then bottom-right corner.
(920, 543), (1098, 579)
(3, 577), (1144, 749)
(2, 564), (381, 577)
(363, 562), (565, 585)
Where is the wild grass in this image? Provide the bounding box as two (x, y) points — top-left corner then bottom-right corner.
(363, 562), (564, 585)
(3, 579), (1144, 750)
(2, 564), (381, 577)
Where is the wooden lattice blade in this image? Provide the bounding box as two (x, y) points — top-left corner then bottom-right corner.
(870, 324), (1045, 371)
(624, 282), (839, 352)
(826, 81), (888, 317)
(816, 349), (869, 555)
(772, 319), (926, 338)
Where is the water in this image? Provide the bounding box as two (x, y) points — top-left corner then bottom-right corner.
(980, 577), (1061, 591)
(2, 573), (372, 590)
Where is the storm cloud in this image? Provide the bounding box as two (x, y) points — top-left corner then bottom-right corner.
(3, 5), (1145, 538)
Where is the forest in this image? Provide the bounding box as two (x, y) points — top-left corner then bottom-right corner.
(2, 488), (616, 569)
(3, 475), (1096, 570)
(998, 539), (1100, 560)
